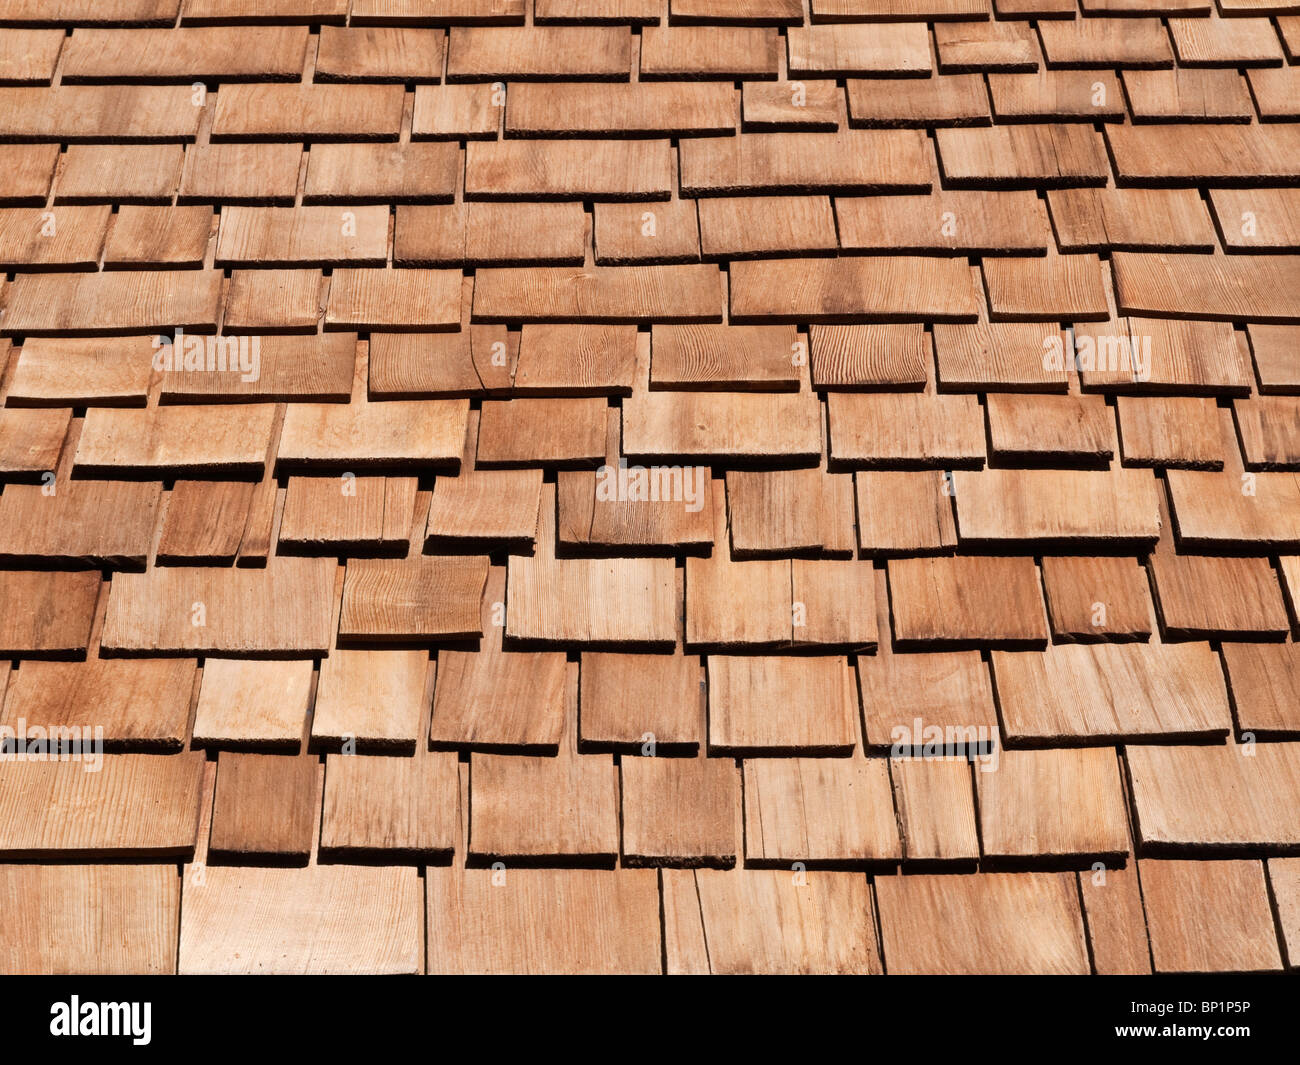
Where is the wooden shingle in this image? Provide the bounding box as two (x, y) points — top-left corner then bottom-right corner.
(320, 750), (458, 862)
(181, 865), (422, 975)
(707, 655), (859, 755)
(0, 753), (205, 859)
(680, 130), (930, 195)
(338, 556), (488, 644)
(887, 555), (1048, 649)
(875, 872), (1090, 975)
(208, 752), (318, 864)
(212, 83), (406, 141)
(1140, 860), (1282, 972)
(743, 757), (901, 866)
(664, 868), (881, 974)
(191, 659), (314, 751)
(991, 642), (1233, 744)
(102, 558), (336, 656)
(507, 81), (734, 136)
(427, 867), (659, 975)
(313, 649), (431, 752)
(620, 755), (739, 867)
(978, 747), (1130, 862)
(0, 865), (179, 975)
(1128, 742), (1300, 852)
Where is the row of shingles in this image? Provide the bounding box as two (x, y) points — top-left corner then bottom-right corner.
(660, 27), (1300, 972)
(5, 727), (1297, 974)
(192, 2), (1289, 983)
(2, 540), (1289, 972)
(0, 8), (1289, 977)
(0, 17), (325, 961)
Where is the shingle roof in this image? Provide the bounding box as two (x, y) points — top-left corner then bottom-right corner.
(0, 0), (1298, 976)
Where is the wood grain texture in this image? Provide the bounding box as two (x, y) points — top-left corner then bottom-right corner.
(888, 555), (1048, 649)
(507, 485), (677, 648)
(1107, 124), (1300, 186)
(890, 758), (980, 863)
(338, 556), (488, 644)
(985, 392), (1115, 463)
(75, 403), (274, 477)
(278, 399), (468, 473)
(1, 270), (222, 336)
(279, 476), (416, 554)
(0, 865), (179, 975)
(320, 750), (458, 861)
(1, 658), (195, 750)
(620, 754), (739, 866)
(837, 189), (1049, 254)
(982, 253), (1110, 321)
(208, 752), (319, 863)
(1139, 859), (1282, 973)
(1221, 642), (1300, 737)
(1113, 253), (1300, 323)
(1078, 866), (1152, 974)
(809, 323), (930, 389)
(431, 566), (567, 752)
(846, 74), (989, 128)
(875, 871), (1090, 974)
(307, 142), (455, 200)
(991, 642), (1233, 743)
(180, 864), (422, 974)
(157, 480), (257, 564)
(828, 392), (985, 467)
(579, 651), (703, 753)
(447, 24), (630, 79)
(313, 649), (430, 752)
(469, 748), (619, 862)
(743, 757), (900, 866)
(952, 468), (1161, 547)
(103, 558), (336, 656)
(1040, 554), (1153, 641)
(936, 124), (1109, 188)
(0, 570), (99, 656)
(594, 199), (701, 265)
(212, 83), (405, 140)
(640, 24), (779, 78)
(1048, 186), (1216, 253)
(35, 337), (154, 413)
(1116, 396), (1224, 469)
(395, 202), (587, 266)
(707, 655), (859, 755)
(62, 25), (309, 80)
(978, 746), (1130, 861)
(191, 658), (314, 750)
(324, 268), (463, 331)
(624, 389), (821, 462)
(1128, 742), (1300, 851)
(0, 753), (205, 859)
(508, 81), (734, 136)
(727, 467), (855, 558)
(426, 867), (660, 974)
(473, 264), (722, 323)
(681, 130), (929, 195)
(663, 868), (881, 974)
(464, 139), (672, 199)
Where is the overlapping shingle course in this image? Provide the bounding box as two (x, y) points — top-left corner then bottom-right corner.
(0, 2), (1297, 977)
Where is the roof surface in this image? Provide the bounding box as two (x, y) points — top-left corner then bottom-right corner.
(0, 0), (1299, 976)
